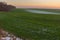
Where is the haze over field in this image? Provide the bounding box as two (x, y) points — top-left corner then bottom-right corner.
(0, 0), (60, 9)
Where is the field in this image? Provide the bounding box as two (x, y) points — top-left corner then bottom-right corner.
(0, 9), (60, 40)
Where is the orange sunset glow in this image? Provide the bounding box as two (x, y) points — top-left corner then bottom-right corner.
(0, 0), (60, 8)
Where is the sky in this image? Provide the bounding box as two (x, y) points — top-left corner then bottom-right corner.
(0, 0), (60, 8)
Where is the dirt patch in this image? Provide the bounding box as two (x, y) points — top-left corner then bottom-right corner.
(0, 29), (22, 40)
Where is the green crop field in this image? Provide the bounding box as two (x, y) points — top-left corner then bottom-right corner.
(0, 9), (60, 40)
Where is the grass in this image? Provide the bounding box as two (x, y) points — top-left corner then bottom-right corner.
(0, 9), (60, 40)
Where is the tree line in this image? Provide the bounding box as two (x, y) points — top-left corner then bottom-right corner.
(0, 2), (16, 11)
